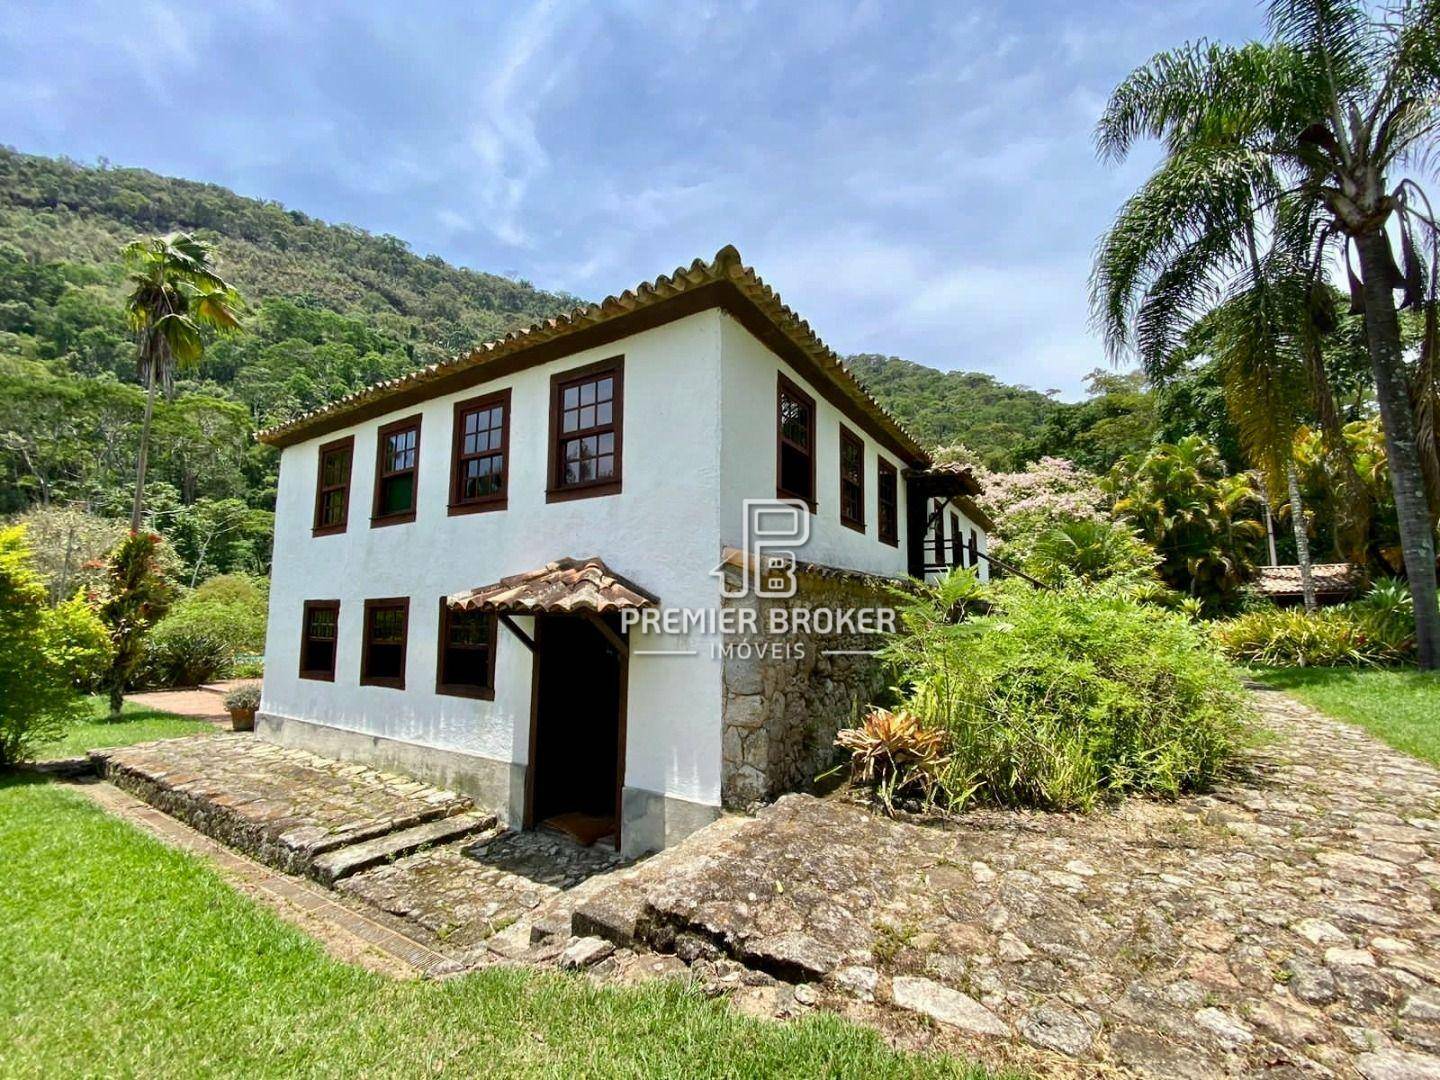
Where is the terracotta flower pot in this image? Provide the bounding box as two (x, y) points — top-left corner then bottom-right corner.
(229, 706), (256, 733)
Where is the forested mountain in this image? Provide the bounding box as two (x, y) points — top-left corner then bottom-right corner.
(0, 147), (1086, 574)
(844, 354), (1061, 469)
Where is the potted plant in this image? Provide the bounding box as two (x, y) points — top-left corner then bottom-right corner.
(223, 684), (261, 732)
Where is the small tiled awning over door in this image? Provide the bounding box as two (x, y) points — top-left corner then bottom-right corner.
(445, 557), (659, 616)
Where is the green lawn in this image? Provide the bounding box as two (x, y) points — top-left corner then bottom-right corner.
(1251, 666), (1440, 766)
(0, 775), (994, 1078)
(35, 695), (216, 760)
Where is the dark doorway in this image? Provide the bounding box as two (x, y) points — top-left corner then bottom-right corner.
(526, 614), (625, 848)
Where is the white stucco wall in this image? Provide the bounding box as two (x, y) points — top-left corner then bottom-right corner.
(717, 313), (913, 575)
(262, 310), (726, 807)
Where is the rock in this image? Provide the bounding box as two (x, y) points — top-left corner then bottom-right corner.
(1356, 1048), (1440, 1079)
(1326, 947), (1377, 968)
(1293, 918), (1348, 946)
(1286, 957), (1338, 1005)
(891, 976), (1010, 1037)
(997, 933), (1032, 963)
(559, 936), (615, 969)
(570, 885), (647, 947)
(674, 932), (721, 964)
(1017, 1002), (1096, 1056)
(1402, 994), (1440, 1022)
(1194, 1006), (1254, 1050)
(741, 930), (841, 982)
(1246, 999), (1324, 1045)
(793, 983), (817, 1007)
(832, 965), (878, 1002)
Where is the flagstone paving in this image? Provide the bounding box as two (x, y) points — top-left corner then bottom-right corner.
(565, 687), (1440, 1078)
(93, 734), (473, 875)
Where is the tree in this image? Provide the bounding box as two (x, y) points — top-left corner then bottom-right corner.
(1106, 438), (1267, 611)
(0, 525), (86, 765)
(1093, 0), (1440, 666)
(95, 531), (173, 716)
(122, 233), (242, 531)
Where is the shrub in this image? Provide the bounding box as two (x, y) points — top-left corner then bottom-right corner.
(835, 707), (951, 814)
(881, 576), (1248, 811)
(1215, 583), (1415, 667)
(45, 592), (115, 693)
(138, 575), (268, 688)
(0, 526), (86, 765)
(1018, 518), (1161, 587)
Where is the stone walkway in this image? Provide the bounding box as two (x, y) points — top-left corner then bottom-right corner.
(567, 688), (1440, 1079)
(338, 827), (628, 952)
(94, 734), (475, 875)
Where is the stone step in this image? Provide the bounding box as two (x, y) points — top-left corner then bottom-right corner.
(310, 811), (497, 885)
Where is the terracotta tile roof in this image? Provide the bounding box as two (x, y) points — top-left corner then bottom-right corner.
(446, 557), (659, 615)
(1255, 563), (1363, 597)
(255, 245), (930, 463)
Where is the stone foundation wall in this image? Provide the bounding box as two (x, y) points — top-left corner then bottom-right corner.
(720, 572), (894, 809)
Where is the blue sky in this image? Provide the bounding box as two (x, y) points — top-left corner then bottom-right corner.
(1, 1), (1263, 398)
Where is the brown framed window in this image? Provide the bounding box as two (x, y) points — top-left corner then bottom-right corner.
(547, 356), (623, 502)
(931, 505), (945, 566)
(776, 373), (816, 509)
(449, 389), (510, 515)
(435, 599), (497, 699)
(372, 415), (421, 526)
(877, 459), (899, 546)
(969, 528), (979, 568)
(299, 600), (340, 681)
(312, 437), (354, 536)
(839, 424), (865, 531)
(360, 597), (409, 689)
(950, 512), (963, 567)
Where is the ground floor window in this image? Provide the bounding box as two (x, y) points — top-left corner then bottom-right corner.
(299, 600), (340, 680)
(360, 597), (409, 689)
(436, 601), (497, 699)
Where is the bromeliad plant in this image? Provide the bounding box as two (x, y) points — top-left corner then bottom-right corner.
(835, 707), (952, 816)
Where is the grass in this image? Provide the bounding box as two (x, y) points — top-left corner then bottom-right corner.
(34, 695), (216, 760)
(0, 775), (996, 1078)
(1250, 666), (1440, 767)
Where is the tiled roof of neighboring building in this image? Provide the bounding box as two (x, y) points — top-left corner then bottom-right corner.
(256, 245), (931, 464)
(446, 557), (659, 615)
(1255, 563), (1363, 597)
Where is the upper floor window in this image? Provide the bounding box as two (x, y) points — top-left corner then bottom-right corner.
(877, 459), (899, 547)
(777, 374), (816, 509)
(450, 390), (510, 515)
(372, 415), (421, 526)
(969, 528), (979, 568)
(839, 424), (865, 532)
(299, 599), (340, 681)
(312, 436), (353, 536)
(436, 600), (497, 699)
(360, 597), (409, 689)
(548, 357), (623, 502)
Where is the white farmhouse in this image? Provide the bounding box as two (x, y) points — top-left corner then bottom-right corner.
(257, 247), (990, 856)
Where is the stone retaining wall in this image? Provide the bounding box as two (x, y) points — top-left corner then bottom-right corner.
(720, 571), (895, 809)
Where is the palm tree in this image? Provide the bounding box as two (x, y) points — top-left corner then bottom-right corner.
(1093, 0), (1440, 667)
(123, 233), (242, 532)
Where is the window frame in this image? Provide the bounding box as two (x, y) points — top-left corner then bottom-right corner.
(298, 599), (341, 681)
(838, 423), (866, 532)
(312, 436), (354, 537)
(370, 414), (422, 527)
(877, 458), (899, 547)
(775, 372), (817, 511)
(359, 597), (410, 690)
(546, 356), (624, 503)
(434, 598), (498, 700)
(448, 389), (511, 516)
(950, 511), (964, 567)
